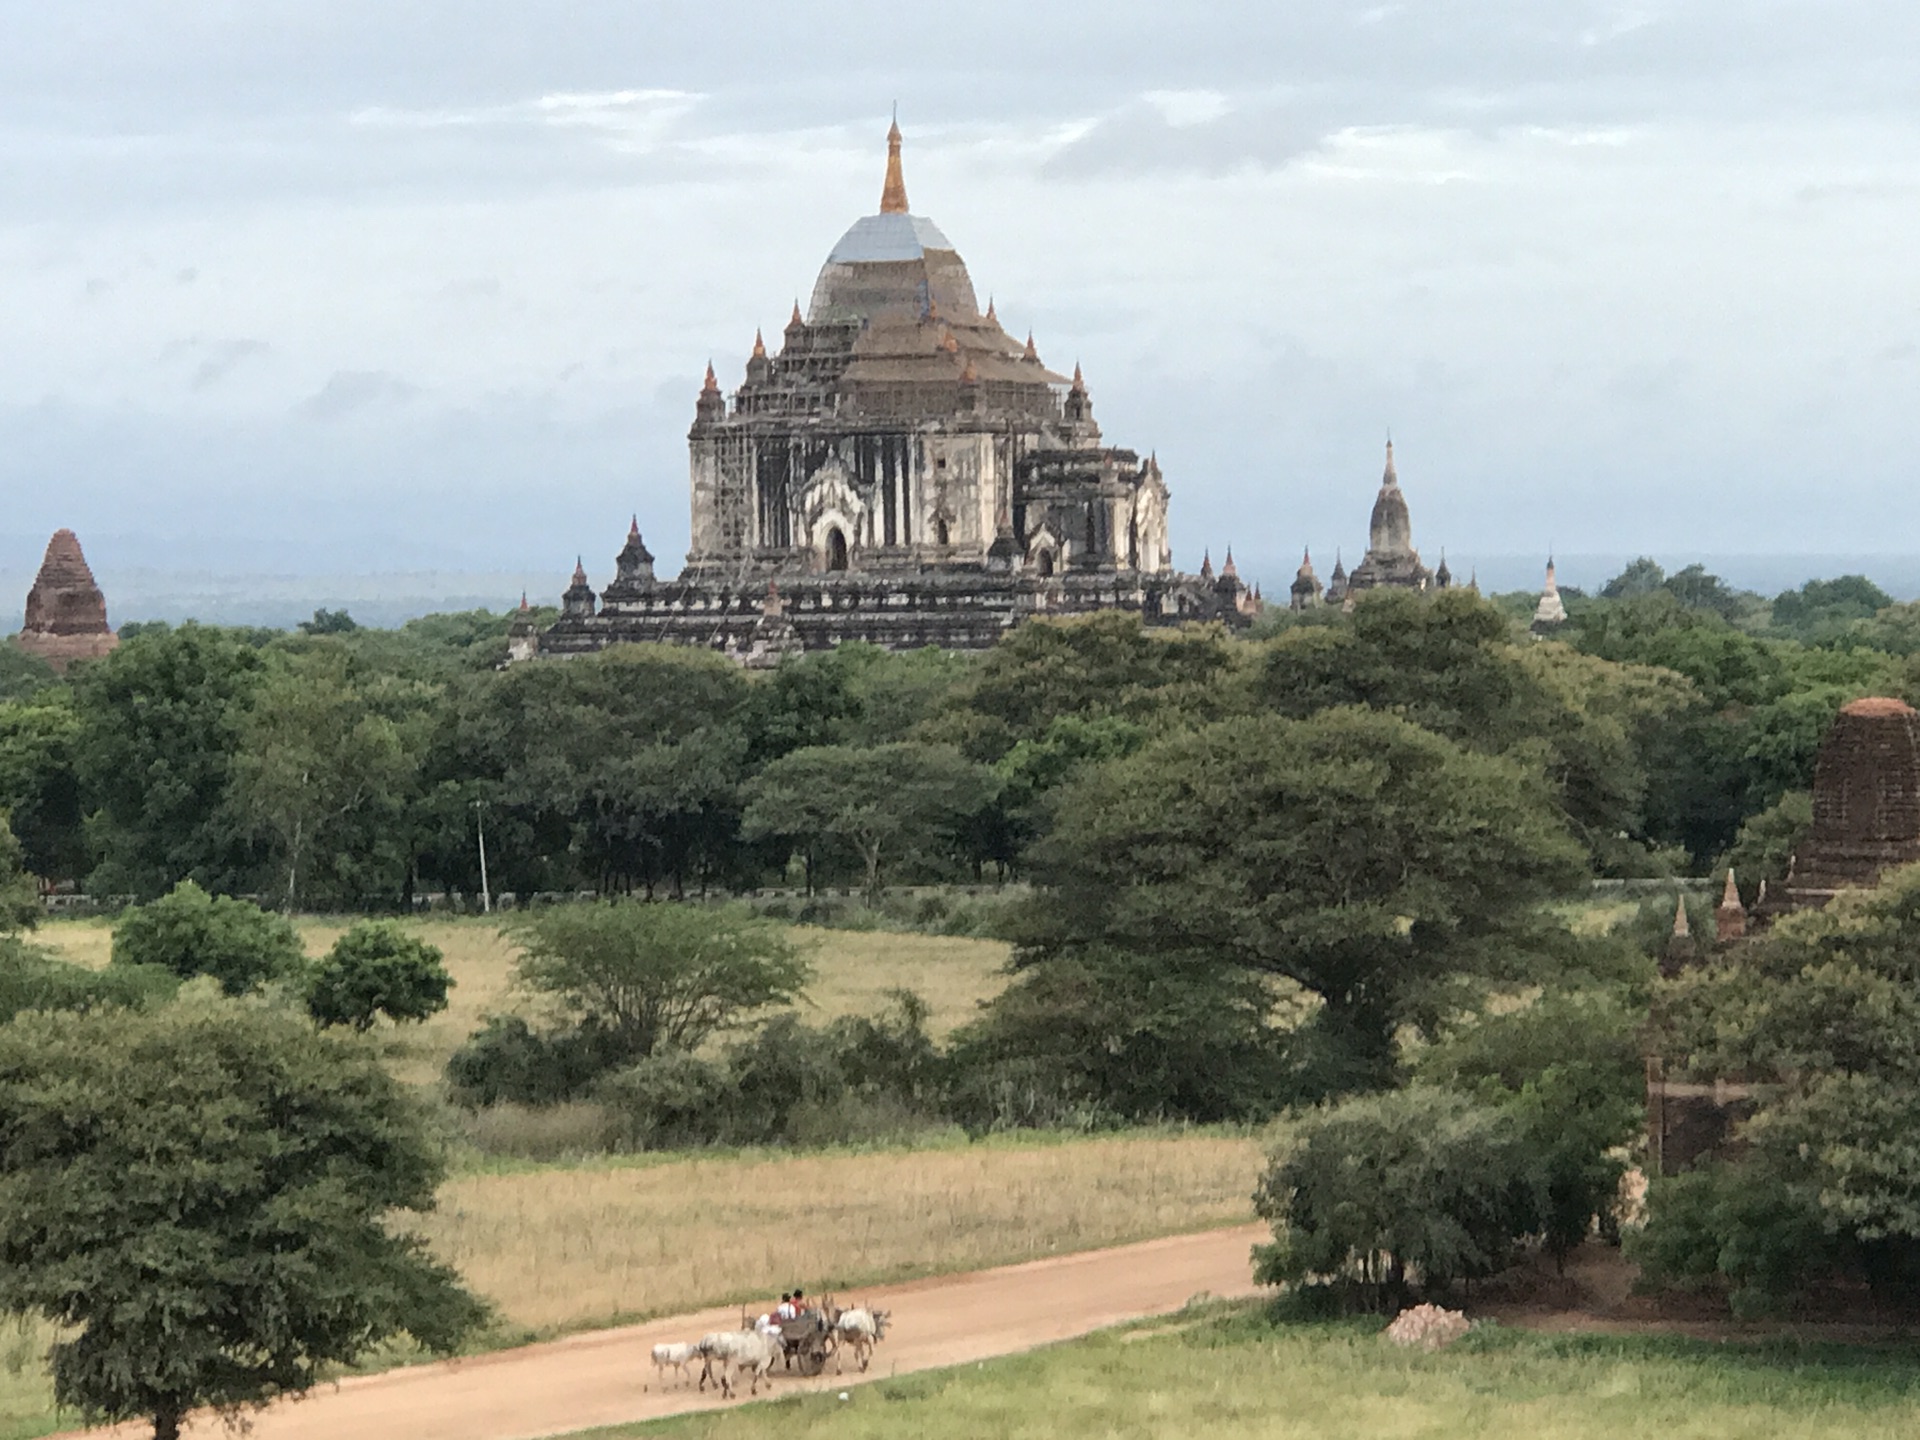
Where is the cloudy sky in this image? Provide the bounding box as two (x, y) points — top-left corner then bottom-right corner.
(4, 1), (1918, 606)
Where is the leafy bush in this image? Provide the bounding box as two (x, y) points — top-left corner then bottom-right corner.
(0, 938), (177, 1023)
(947, 949), (1296, 1130)
(1254, 1086), (1540, 1308)
(444, 1015), (628, 1107)
(110, 880), (305, 994)
(1627, 1163), (1847, 1316)
(596, 1053), (737, 1149)
(307, 921), (453, 1030)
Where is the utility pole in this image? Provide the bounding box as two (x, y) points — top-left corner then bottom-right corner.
(473, 800), (492, 915)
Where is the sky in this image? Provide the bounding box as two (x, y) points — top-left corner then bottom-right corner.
(4, 1), (1919, 612)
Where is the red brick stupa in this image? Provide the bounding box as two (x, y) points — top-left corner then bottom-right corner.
(13, 529), (119, 672)
(1781, 696), (1920, 907)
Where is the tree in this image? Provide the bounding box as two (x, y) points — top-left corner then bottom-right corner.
(743, 742), (997, 902)
(510, 902), (809, 1062)
(0, 999), (485, 1440)
(1253, 1086), (1540, 1307)
(228, 650), (415, 910)
(0, 692), (88, 884)
(111, 881), (306, 994)
(298, 607), (360, 635)
(1018, 707), (1588, 1083)
(307, 921), (453, 1031)
(0, 814), (41, 933)
(1644, 866), (1920, 1308)
(1770, 575), (1892, 638)
(70, 623), (265, 897)
(1600, 557), (1667, 600)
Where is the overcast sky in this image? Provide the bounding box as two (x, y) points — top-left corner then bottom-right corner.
(4, 1), (1918, 602)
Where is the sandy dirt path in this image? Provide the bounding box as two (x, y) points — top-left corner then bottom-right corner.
(56, 1223), (1267, 1440)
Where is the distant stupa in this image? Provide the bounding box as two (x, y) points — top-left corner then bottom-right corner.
(14, 529), (119, 671)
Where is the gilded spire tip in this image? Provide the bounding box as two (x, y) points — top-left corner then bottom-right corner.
(880, 117), (910, 214)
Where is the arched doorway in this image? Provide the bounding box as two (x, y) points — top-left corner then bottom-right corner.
(935, 518), (950, 547)
(826, 527), (849, 572)
(1035, 548), (1055, 578)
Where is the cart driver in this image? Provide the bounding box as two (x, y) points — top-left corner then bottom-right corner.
(775, 1293), (797, 1324)
(791, 1288), (810, 1316)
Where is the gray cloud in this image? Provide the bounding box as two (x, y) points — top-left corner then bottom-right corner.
(295, 371), (422, 422)
(190, 339), (270, 390)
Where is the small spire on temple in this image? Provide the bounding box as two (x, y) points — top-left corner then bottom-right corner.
(701, 361), (719, 393)
(751, 329), (767, 359)
(1200, 548), (1214, 580)
(1672, 892), (1690, 939)
(789, 300), (803, 327)
(1222, 547), (1239, 579)
(1024, 332), (1038, 361)
(518, 590), (529, 612)
(880, 116), (910, 214)
(1383, 437), (1398, 485)
(572, 556), (587, 585)
(986, 296), (997, 324)
(1070, 362), (1086, 393)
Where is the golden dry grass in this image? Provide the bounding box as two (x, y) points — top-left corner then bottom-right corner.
(32, 915), (1010, 1087)
(418, 1133), (1264, 1335)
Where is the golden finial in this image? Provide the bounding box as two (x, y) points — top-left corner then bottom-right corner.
(701, 361), (719, 394)
(985, 296), (997, 324)
(751, 329), (767, 359)
(1023, 332), (1038, 362)
(880, 116), (910, 214)
(788, 300), (803, 328)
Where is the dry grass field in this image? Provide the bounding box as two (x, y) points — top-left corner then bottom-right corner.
(418, 1132), (1264, 1335)
(32, 914), (1012, 1089)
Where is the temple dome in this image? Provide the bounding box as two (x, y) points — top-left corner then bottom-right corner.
(807, 127), (982, 324)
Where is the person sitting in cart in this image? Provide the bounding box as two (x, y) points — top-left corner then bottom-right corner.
(791, 1288), (810, 1316)
(775, 1293), (797, 1323)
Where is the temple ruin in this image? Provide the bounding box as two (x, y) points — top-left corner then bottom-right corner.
(1780, 696), (1920, 907)
(539, 122), (1254, 661)
(12, 529), (118, 672)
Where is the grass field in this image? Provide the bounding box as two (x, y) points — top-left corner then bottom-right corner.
(582, 1306), (1920, 1440)
(31, 916), (1012, 1089)
(418, 1131), (1263, 1335)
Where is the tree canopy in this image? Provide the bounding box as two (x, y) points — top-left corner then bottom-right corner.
(0, 998), (485, 1440)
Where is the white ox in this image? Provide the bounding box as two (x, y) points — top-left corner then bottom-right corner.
(698, 1327), (782, 1398)
(832, 1307), (891, 1373)
(649, 1341), (697, 1388)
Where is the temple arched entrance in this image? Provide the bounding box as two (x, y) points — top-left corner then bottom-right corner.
(826, 527), (849, 572)
(1035, 548), (1055, 577)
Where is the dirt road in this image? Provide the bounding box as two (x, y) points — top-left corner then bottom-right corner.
(57, 1224), (1266, 1440)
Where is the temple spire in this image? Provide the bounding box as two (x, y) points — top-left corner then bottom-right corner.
(1382, 437), (1398, 486)
(751, 328), (767, 359)
(1024, 332), (1038, 361)
(880, 118), (910, 214)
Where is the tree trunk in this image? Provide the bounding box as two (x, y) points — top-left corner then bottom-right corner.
(153, 1406), (183, 1440)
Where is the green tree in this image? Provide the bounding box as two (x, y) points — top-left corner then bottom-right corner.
(0, 646), (59, 703)
(1019, 707), (1587, 1082)
(1600, 557), (1667, 600)
(307, 921), (452, 1031)
(1253, 1086), (1539, 1306)
(0, 998), (485, 1440)
(111, 881), (305, 995)
(1719, 790), (1813, 897)
(297, 607), (360, 635)
(0, 693), (88, 884)
(229, 649), (417, 910)
(1770, 575), (1893, 639)
(510, 902), (809, 1062)
(71, 623), (265, 897)
(0, 814), (40, 933)
(0, 939), (176, 1024)
(742, 742), (997, 902)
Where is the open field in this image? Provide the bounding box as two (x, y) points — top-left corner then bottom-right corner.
(419, 1131), (1264, 1335)
(599, 1308), (1920, 1440)
(31, 916), (1012, 1089)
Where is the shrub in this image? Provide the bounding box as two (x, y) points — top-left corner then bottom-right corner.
(1627, 1162), (1849, 1317)
(444, 1016), (627, 1107)
(596, 1053), (738, 1149)
(0, 938), (177, 1023)
(1254, 1086), (1540, 1308)
(307, 921), (453, 1030)
(110, 880), (304, 994)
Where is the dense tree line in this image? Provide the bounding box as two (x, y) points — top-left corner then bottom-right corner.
(3, 560), (1914, 909)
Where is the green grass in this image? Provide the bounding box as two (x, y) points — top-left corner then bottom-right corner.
(581, 1304), (1920, 1440)
(0, 1318), (61, 1440)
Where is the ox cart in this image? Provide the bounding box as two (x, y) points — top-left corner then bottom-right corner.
(776, 1310), (836, 1376)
